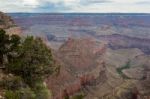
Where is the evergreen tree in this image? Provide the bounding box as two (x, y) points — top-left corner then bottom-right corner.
(7, 36), (58, 87)
(0, 29), (59, 99)
(0, 29), (20, 68)
(0, 29), (9, 66)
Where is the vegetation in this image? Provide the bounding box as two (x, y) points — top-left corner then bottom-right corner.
(6, 36), (57, 87)
(5, 88), (36, 99)
(0, 20), (4, 24)
(116, 60), (131, 79)
(0, 29), (20, 67)
(0, 29), (59, 99)
(72, 94), (85, 99)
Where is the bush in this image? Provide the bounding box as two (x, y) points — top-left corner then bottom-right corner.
(72, 93), (85, 99)
(33, 81), (51, 99)
(5, 90), (20, 99)
(18, 88), (36, 99)
(0, 76), (24, 90)
(5, 88), (36, 99)
(0, 29), (20, 67)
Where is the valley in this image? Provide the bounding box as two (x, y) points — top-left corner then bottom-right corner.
(0, 12), (149, 99)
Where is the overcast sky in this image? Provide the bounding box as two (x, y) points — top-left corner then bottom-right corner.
(0, 0), (150, 13)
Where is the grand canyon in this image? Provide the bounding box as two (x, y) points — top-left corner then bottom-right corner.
(0, 12), (150, 99)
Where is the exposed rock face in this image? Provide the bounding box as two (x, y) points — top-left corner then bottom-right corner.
(46, 38), (150, 99)
(5, 27), (22, 35)
(98, 34), (150, 54)
(0, 12), (15, 29)
(59, 38), (106, 70)
(0, 11), (21, 35)
(46, 38), (107, 99)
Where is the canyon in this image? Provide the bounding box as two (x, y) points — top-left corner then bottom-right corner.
(0, 12), (150, 99)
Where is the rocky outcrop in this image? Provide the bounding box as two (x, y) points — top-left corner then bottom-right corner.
(0, 12), (15, 29)
(46, 38), (107, 99)
(98, 34), (150, 54)
(46, 38), (150, 99)
(0, 11), (21, 35)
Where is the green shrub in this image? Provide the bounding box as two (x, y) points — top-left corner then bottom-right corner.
(5, 90), (20, 99)
(72, 94), (85, 99)
(33, 82), (51, 99)
(0, 76), (23, 90)
(5, 88), (36, 99)
(18, 88), (36, 99)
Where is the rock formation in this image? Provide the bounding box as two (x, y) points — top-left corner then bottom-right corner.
(0, 12), (21, 35)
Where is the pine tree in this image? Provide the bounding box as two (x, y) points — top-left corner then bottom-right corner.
(0, 29), (9, 67)
(7, 36), (58, 87)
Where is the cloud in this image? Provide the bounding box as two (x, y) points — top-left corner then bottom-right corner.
(81, 0), (112, 5)
(0, 0), (150, 13)
(22, 0), (40, 7)
(135, 1), (150, 5)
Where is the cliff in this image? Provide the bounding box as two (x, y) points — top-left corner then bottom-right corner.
(46, 38), (107, 99)
(0, 11), (21, 35)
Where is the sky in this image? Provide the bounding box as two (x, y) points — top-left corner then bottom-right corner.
(0, 0), (150, 13)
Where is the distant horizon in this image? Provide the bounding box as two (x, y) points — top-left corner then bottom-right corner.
(6, 12), (150, 14)
(6, 12), (150, 16)
(1, 0), (150, 13)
